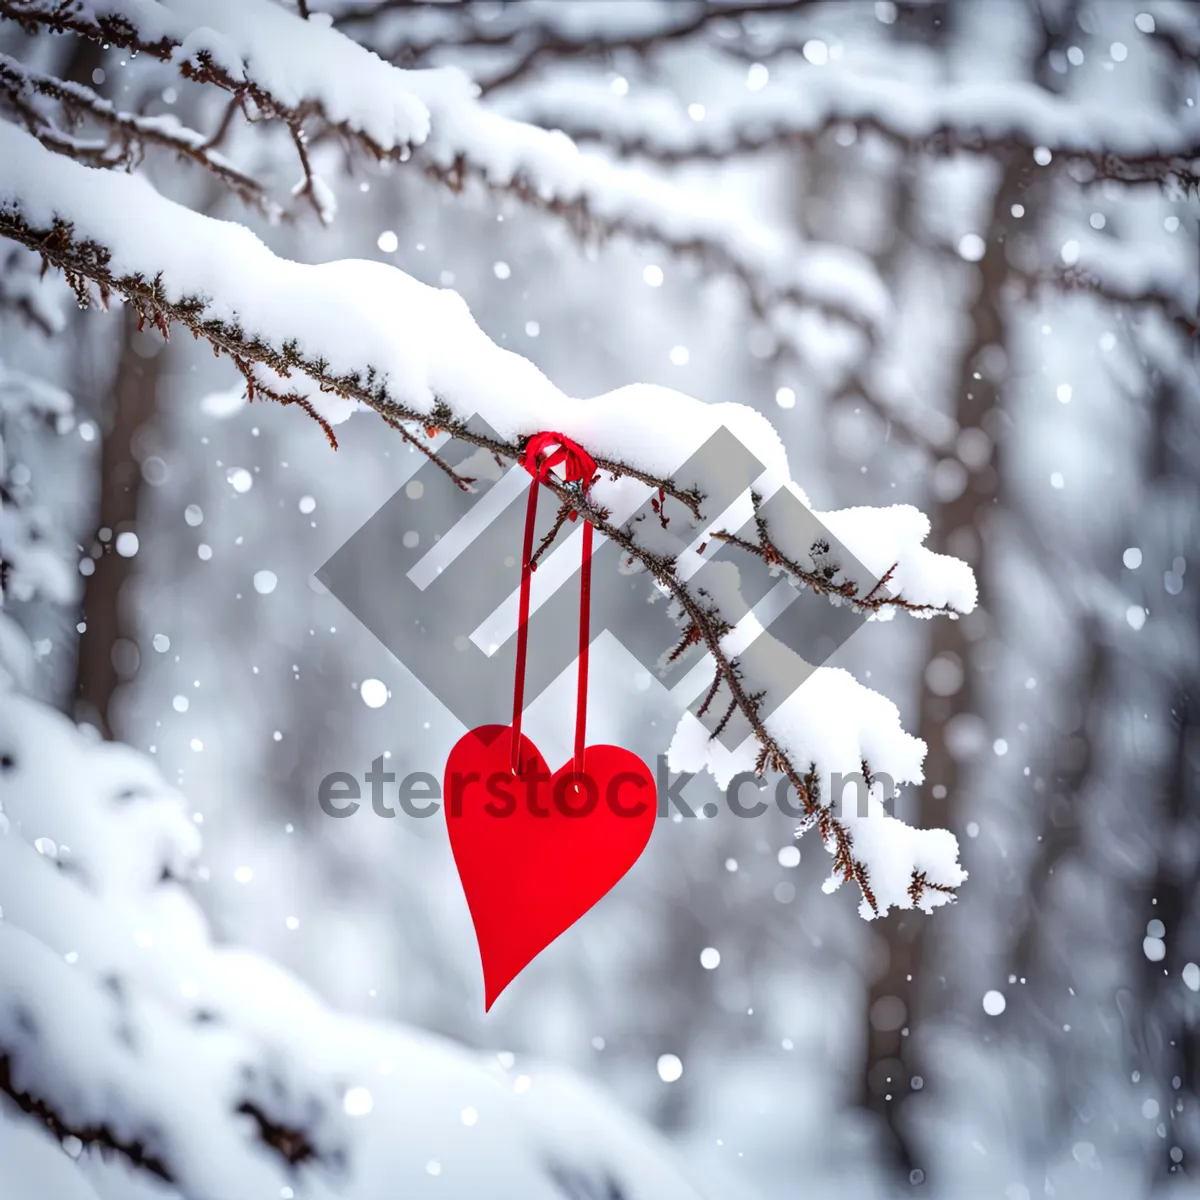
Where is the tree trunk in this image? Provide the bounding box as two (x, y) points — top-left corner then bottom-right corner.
(73, 305), (165, 735)
(860, 156), (1033, 1174)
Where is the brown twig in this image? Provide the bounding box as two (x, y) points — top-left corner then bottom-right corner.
(711, 693), (742, 740)
(696, 666), (724, 718)
(1020, 263), (1198, 340)
(0, 0), (878, 333)
(417, 153), (875, 333)
(0, 1053), (174, 1181)
(200, 95), (244, 152)
(530, 503), (573, 569)
(236, 1101), (318, 1166)
(667, 622), (701, 664)
(1, 1054), (320, 1181)
(473, 0), (820, 95)
(536, 103), (1200, 191)
(231, 357), (340, 449)
(338, 0), (821, 93)
(379, 414), (476, 491)
(0, 53), (277, 216)
(714, 493), (955, 616)
(0, 205), (965, 916)
(286, 118), (330, 224)
(908, 870), (957, 907)
(859, 565), (897, 607)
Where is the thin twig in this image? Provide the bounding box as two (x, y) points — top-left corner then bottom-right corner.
(1, 1055), (320, 1182)
(286, 118), (330, 223)
(714, 493), (955, 616)
(533, 101), (1200, 190)
(200, 95), (244, 152)
(0, 53), (277, 215)
(0, 204), (966, 916)
(0, 0), (878, 331)
(531, 503), (573, 569)
(340, 0), (823, 94)
(379, 413), (476, 491)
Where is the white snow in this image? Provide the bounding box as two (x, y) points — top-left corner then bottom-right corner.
(499, 69), (1200, 163)
(1, 113), (975, 919)
(0, 689), (718, 1200)
(0, 353), (80, 684)
(18, 0), (886, 332)
(656, 1054), (683, 1083)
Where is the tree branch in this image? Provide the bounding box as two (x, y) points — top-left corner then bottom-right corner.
(474, 0), (821, 96)
(0, 1053), (319, 1181)
(338, 0), (822, 93)
(713, 491), (956, 616)
(1021, 263), (1199, 339)
(0, 1054), (174, 1181)
(511, 86), (1200, 190)
(285, 117), (332, 224)
(0, 0), (883, 333)
(0, 53), (278, 216)
(0, 199), (961, 915)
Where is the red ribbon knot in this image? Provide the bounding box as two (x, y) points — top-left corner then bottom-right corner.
(520, 431), (597, 487)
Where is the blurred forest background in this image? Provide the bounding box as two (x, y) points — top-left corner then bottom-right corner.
(2, 1), (1199, 1198)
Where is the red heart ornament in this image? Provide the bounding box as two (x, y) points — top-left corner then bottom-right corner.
(444, 724), (656, 1010)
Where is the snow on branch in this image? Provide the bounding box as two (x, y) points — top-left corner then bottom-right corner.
(1024, 256), (1199, 341)
(0, 119), (972, 916)
(337, 0), (819, 95)
(1146, 4), (1200, 65)
(0, 325), (77, 688)
(498, 74), (1200, 188)
(0, 691), (710, 1198)
(712, 491), (961, 618)
(0, 0), (887, 331)
(0, 52), (279, 218)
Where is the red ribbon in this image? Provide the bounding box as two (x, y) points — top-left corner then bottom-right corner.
(510, 433), (597, 778)
(519, 430), (598, 487)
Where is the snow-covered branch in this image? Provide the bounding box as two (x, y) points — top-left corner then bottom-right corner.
(500, 75), (1200, 188)
(0, 53), (279, 217)
(713, 491), (958, 617)
(925, 222), (1198, 337)
(0, 118), (972, 916)
(0, 0), (886, 332)
(342, 0), (820, 95)
(0, 691), (711, 1199)
(1026, 264), (1199, 341)
(0, 344), (77, 688)
(1146, 4), (1200, 66)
